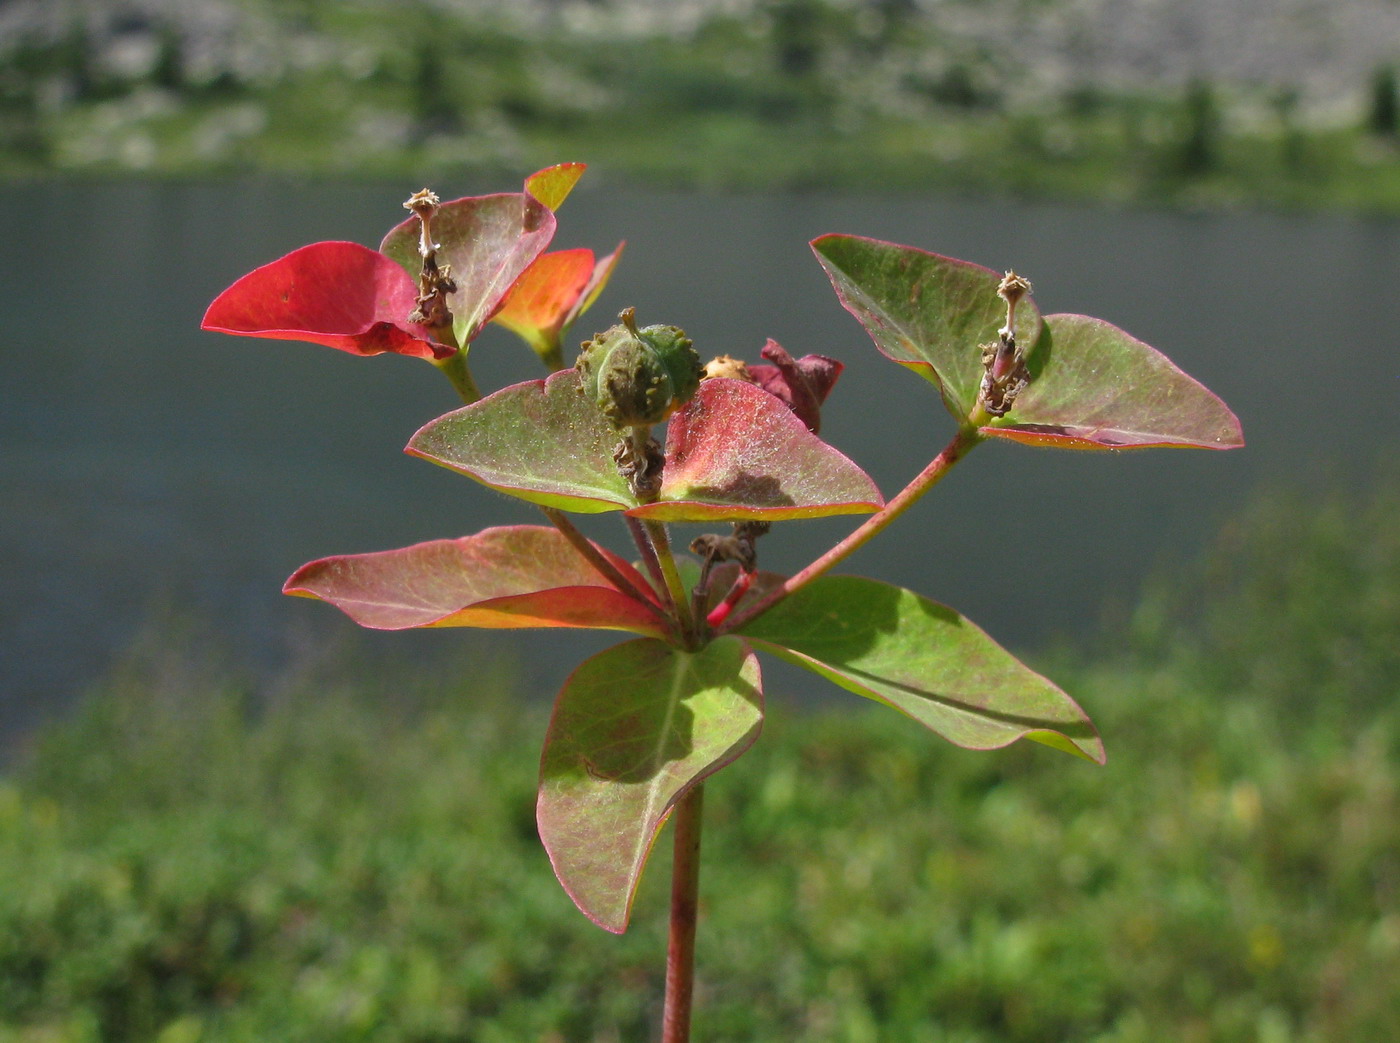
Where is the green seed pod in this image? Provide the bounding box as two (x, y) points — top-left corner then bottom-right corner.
(576, 308), (702, 428)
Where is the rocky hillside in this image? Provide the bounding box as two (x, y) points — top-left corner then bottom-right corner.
(2, 0), (1398, 205)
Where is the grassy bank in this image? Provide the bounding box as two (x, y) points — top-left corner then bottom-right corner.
(1, 475), (1397, 1041)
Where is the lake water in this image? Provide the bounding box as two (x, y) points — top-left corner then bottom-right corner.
(2, 180), (1395, 738)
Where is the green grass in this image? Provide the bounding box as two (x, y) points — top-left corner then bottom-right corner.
(2, 475), (1398, 1041)
(6, 5), (1400, 214)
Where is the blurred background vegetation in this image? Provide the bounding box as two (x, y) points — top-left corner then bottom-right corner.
(3, 0), (1400, 210)
(1, 473), (1397, 1040)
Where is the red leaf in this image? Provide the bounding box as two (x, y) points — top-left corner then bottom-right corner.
(630, 378), (884, 522)
(493, 243), (627, 359)
(202, 241), (450, 360)
(284, 525), (665, 635)
(747, 339), (844, 433)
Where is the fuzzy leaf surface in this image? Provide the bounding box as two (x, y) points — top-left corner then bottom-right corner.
(812, 234), (1042, 419)
(380, 191), (556, 347)
(538, 637), (763, 932)
(201, 241), (449, 359)
(741, 576), (1104, 763)
(631, 378), (885, 522)
(409, 372), (883, 520)
(407, 370), (634, 513)
(283, 526), (663, 635)
(985, 314), (1245, 450)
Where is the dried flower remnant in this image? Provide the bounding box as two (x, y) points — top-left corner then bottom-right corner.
(702, 341), (843, 434)
(748, 340), (843, 433)
(978, 270), (1033, 418)
(403, 188), (458, 333)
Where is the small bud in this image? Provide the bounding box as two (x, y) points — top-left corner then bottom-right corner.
(576, 309), (702, 429)
(703, 355), (754, 382)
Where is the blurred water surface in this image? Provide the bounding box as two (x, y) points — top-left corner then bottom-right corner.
(2, 179), (1394, 736)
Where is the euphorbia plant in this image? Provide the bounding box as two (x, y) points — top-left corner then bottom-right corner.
(204, 164), (1242, 1041)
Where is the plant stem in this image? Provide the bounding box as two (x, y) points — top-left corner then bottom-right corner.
(627, 517), (669, 598)
(643, 519), (696, 639)
(541, 507), (665, 614)
(662, 783), (705, 1043)
(435, 348), (482, 405)
(722, 425), (985, 633)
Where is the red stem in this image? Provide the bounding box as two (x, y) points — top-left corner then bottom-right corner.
(627, 516), (670, 604)
(541, 507), (664, 614)
(662, 784), (705, 1043)
(721, 426), (983, 634)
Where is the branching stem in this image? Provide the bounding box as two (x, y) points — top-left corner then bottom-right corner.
(644, 519), (697, 642)
(435, 349), (482, 405)
(722, 425), (985, 633)
(627, 517), (668, 599)
(541, 507), (666, 618)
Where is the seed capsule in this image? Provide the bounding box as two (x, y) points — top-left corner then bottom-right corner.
(576, 308), (701, 428)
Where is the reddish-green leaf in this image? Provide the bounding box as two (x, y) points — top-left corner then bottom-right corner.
(380, 190), (556, 348)
(283, 525), (664, 635)
(813, 234), (1243, 451)
(524, 162), (587, 211)
(491, 243), (625, 359)
(985, 314), (1245, 450)
(409, 372), (884, 521)
(741, 576), (1104, 763)
(407, 369), (635, 513)
(632, 378), (885, 522)
(812, 233), (1042, 419)
(538, 637), (763, 932)
(201, 241), (450, 360)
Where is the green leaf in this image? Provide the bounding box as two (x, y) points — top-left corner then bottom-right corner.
(740, 576), (1103, 763)
(524, 162), (587, 211)
(633, 377), (885, 522)
(986, 314), (1245, 450)
(380, 192), (556, 347)
(407, 370), (635, 513)
(283, 525), (664, 636)
(812, 234), (1042, 420)
(538, 637), (763, 932)
(409, 372), (884, 521)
